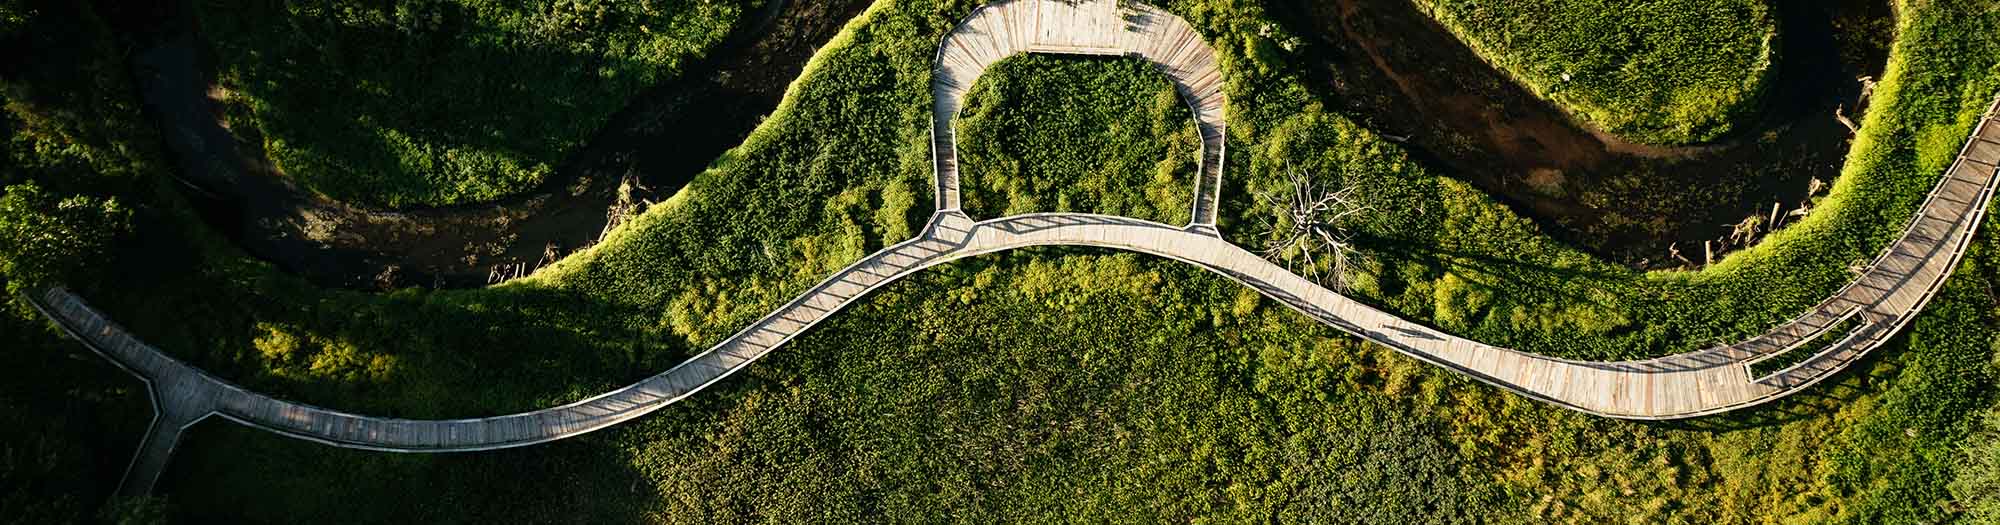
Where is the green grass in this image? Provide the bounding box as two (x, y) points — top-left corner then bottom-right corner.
(5, 0), (2000, 521)
(1957, 393), (2000, 524)
(160, 242), (2000, 523)
(956, 54), (1197, 223)
(1217, 0), (1999, 362)
(1947, 213), (2000, 524)
(1407, 0), (1777, 144)
(159, 255), (1505, 523)
(197, 0), (753, 208)
(47, 0), (949, 420)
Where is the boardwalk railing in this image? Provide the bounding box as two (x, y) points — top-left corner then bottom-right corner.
(1741, 306), (1864, 382)
(33, 0), (2000, 498)
(930, 0), (1227, 229)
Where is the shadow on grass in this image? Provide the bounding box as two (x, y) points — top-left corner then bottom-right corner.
(160, 420), (665, 524)
(90, 212), (689, 419)
(0, 308), (154, 517)
(1357, 230), (1636, 306)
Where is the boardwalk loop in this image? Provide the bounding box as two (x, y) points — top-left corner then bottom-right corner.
(31, 0), (2000, 497)
(930, 0), (1227, 231)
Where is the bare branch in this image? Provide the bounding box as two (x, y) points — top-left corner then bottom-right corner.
(1254, 168), (1372, 292)
(1834, 104), (1859, 135)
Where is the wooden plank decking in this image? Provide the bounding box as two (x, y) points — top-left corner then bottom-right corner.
(931, 0), (1227, 229)
(34, 0), (2000, 497)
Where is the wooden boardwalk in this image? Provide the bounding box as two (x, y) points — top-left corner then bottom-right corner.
(931, 0), (1227, 229)
(34, 0), (2000, 497)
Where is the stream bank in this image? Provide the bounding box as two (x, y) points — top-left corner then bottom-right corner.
(132, 0), (871, 289)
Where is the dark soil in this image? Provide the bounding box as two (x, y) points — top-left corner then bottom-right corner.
(129, 0), (871, 290)
(1274, 0), (1893, 267)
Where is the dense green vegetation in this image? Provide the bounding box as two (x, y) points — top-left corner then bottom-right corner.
(3, 0), (2000, 522)
(161, 241), (2000, 522)
(956, 54), (1197, 223)
(0, 1), (170, 522)
(1408, 0), (1777, 144)
(198, 0), (752, 207)
(160, 256), (1501, 523)
(0, 1), (141, 300)
(1227, 0), (1997, 362)
(0, 183), (130, 296)
(0, 298), (149, 524)
(1957, 396), (2000, 524)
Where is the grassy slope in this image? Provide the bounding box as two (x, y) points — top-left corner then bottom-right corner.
(955, 54), (1197, 223)
(1407, 0), (1776, 144)
(198, 0), (749, 208)
(6, 0), (1998, 521)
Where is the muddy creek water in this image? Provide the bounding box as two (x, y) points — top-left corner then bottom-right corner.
(1276, 0), (1891, 266)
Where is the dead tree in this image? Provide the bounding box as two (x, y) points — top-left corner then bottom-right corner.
(374, 265), (401, 291)
(1835, 76), (1879, 136)
(1729, 214), (1764, 246)
(1254, 169), (1372, 292)
(1855, 75), (1877, 111)
(535, 241), (562, 270)
(1835, 104), (1860, 135)
(601, 174), (651, 242)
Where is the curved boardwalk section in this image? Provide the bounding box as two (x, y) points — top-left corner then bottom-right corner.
(35, 0), (2000, 497)
(931, 0), (1227, 228)
(30, 215), (983, 498)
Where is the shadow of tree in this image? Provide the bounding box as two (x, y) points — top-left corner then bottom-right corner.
(161, 420), (665, 523)
(1357, 230), (1634, 306)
